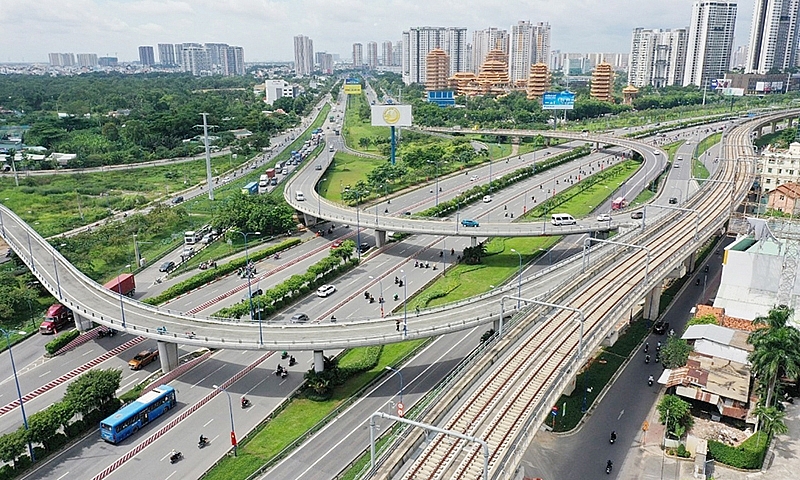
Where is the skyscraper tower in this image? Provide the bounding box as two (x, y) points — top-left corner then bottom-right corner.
(629, 28), (688, 88)
(353, 43), (364, 67)
(138, 46), (155, 66)
(683, 1), (738, 87)
(472, 28), (509, 74)
(746, 0), (800, 74)
(294, 35), (314, 76)
(401, 27), (467, 85)
(367, 42), (378, 69)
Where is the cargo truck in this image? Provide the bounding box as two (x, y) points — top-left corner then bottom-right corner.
(258, 174), (270, 194)
(104, 273), (136, 297)
(242, 181), (258, 195)
(39, 303), (74, 334)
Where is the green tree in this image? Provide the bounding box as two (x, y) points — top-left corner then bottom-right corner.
(661, 336), (692, 369)
(27, 406), (63, 451)
(63, 369), (122, 417)
(0, 428), (27, 468)
(753, 404), (788, 438)
(685, 314), (718, 329)
(748, 307), (800, 407)
(657, 394), (693, 438)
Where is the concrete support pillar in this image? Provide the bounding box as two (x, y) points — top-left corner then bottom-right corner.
(642, 283), (662, 321)
(771, 121), (778, 134)
(756, 126), (763, 138)
(313, 350), (325, 373)
(157, 340), (180, 373)
(493, 317), (502, 334)
(470, 236), (477, 247)
(684, 252), (696, 274)
(301, 212), (318, 226)
(375, 229), (387, 248)
(595, 141), (600, 151)
(73, 312), (94, 332)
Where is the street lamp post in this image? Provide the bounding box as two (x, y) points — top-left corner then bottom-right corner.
(384, 366), (404, 404)
(214, 385), (237, 457)
(236, 231), (262, 345)
(510, 249), (522, 308)
(369, 275), (385, 317)
(0, 328), (35, 461)
(117, 264), (131, 328)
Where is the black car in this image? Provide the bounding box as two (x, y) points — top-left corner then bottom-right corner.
(172, 196), (184, 204)
(359, 243), (372, 253)
(669, 197), (678, 204)
(630, 211), (644, 219)
(159, 261), (175, 272)
(653, 320), (669, 335)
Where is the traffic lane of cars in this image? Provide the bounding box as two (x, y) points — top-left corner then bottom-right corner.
(0, 335), (180, 437)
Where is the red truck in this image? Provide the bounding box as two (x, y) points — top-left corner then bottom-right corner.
(104, 273), (136, 296)
(265, 168), (276, 178)
(39, 303), (74, 334)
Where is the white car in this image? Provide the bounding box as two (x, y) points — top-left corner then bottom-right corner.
(483, 195), (492, 203)
(470, 175), (479, 182)
(597, 213), (612, 222)
(316, 284), (336, 297)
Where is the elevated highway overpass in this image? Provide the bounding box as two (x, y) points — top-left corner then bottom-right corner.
(284, 130), (669, 243)
(0, 113), (787, 380)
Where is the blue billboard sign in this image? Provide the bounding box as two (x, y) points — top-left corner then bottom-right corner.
(427, 90), (455, 107)
(542, 91), (575, 110)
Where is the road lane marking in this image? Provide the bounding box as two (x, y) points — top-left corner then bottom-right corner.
(618, 409), (625, 420)
(82, 350), (95, 356)
(39, 371), (51, 378)
(56, 472), (70, 480)
(203, 418), (214, 427)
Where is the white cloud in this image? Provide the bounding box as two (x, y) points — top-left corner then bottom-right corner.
(1, 0), (755, 63)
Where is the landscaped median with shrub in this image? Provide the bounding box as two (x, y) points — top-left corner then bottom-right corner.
(143, 237), (301, 306)
(707, 430), (770, 469)
(214, 241), (357, 319)
(44, 330), (81, 355)
(0, 369), (122, 480)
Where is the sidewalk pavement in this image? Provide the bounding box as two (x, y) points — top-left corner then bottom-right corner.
(618, 398), (799, 480)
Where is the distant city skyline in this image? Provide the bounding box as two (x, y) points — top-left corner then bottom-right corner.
(2, 0), (756, 63)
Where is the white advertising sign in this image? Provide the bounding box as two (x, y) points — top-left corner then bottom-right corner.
(371, 105), (413, 127)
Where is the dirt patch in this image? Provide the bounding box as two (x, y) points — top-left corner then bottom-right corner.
(689, 416), (751, 447)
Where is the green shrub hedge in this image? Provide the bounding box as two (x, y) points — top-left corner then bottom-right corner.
(45, 330), (81, 355)
(708, 431), (769, 469)
(144, 238), (301, 305)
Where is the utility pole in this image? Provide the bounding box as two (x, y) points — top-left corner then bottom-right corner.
(200, 113), (215, 201)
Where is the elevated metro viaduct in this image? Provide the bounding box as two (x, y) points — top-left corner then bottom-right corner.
(0, 114), (793, 376)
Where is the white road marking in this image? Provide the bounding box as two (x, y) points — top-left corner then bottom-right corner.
(39, 371), (51, 378)
(203, 418), (214, 427)
(56, 472), (71, 480)
(618, 409), (625, 420)
(82, 349), (95, 356)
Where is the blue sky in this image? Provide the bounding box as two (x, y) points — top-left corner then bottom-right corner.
(2, 0), (754, 63)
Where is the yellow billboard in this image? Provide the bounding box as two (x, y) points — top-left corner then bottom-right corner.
(344, 84), (362, 95)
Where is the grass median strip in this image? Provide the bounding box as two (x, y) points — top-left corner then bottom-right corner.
(201, 339), (425, 480)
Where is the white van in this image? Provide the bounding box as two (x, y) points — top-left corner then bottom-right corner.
(295, 191), (305, 201)
(551, 214), (576, 226)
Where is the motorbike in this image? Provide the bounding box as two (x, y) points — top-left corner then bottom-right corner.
(198, 437), (209, 448)
(170, 451), (183, 464)
(241, 398), (251, 409)
(643, 343), (649, 353)
(281, 351), (289, 360)
(609, 431), (616, 444)
(645, 354), (650, 364)
(97, 328), (115, 338)
(648, 376), (654, 386)
(606, 461), (613, 474)
(275, 365), (284, 376)
(280, 369), (288, 379)
(288, 356), (297, 367)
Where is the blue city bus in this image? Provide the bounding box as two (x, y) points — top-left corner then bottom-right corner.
(100, 385), (176, 444)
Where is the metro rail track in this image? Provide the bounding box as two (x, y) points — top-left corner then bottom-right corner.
(390, 114), (778, 479)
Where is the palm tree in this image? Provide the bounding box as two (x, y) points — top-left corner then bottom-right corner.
(748, 307), (800, 407)
(753, 405), (788, 437)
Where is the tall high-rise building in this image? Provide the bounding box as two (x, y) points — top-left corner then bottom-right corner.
(746, 0), (800, 74)
(382, 41), (394, 65)
(683, 1), (738, 87)
(138, 46), (155, 66)
(509, 21), (535, 83)
(367, 42), (379, 69)
(181, 46), (211, 76)
(352, 43), (364, 67)
(76, 53), (98, 67)
(393, 41), (402, 67)
(472, 28), (509, 73)
(629, 28), (688, 88)
(533, 22), (551, 65)
(402, 26), (467, 85)
(294, 35), (314, 76)
(317, 53), (333, 74)
(731, 44), (748, 68)
(48, 53), (75, 67)
(223, 46), (245, 76)
(158, 44), (177, 65)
